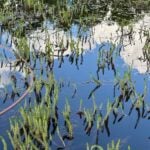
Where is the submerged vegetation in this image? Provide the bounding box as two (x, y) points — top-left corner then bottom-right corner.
(0, 0), (150, 149)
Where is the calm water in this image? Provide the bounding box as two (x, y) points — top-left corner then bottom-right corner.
(0, 1), (150, 149)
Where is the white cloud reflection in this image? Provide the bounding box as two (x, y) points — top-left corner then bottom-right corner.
(28, 14), (150, 73)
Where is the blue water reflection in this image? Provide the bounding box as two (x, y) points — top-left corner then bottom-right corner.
(0, 20), (150, 149)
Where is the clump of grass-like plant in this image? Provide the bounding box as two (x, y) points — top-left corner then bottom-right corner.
(87, 139), (131, 150)
(6, 73), (59, 149)
(63, 99), (73, 140)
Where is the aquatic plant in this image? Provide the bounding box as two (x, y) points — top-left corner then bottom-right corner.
(87, 139), (130, 150)
(63, 99), (73, 139)
(97, 44), (117, 78)
(0, 136), (7, 150)
(143, 30), (150, 72)
(107, 140), (120, 150)
(4, 73), (59, 149)
(14, 37), (30, 62)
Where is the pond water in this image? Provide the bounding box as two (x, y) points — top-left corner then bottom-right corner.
(0, 0), (150, 149)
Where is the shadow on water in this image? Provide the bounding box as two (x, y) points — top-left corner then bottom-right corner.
(0, 0), (150, 149)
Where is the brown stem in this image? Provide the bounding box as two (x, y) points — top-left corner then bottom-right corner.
(0, 45), (34, 116)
